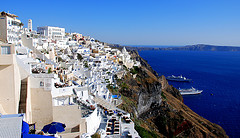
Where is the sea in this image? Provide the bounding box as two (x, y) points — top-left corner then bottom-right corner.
(138, 49), (240, 137)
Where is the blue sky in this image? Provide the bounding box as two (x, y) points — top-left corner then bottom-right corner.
(1, 0), (240, 46)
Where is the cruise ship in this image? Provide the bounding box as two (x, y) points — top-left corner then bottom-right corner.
(166, 75), (192, 82)
(179, 87), (203, 95)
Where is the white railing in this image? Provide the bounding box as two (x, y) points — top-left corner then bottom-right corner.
(31, 73), (56, 78)
(52, 87), (74, 98)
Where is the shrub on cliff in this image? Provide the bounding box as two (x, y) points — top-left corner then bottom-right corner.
(130, 66), (140, 74)
(135, 125), (158, 138)
(91, 133), (100, 138)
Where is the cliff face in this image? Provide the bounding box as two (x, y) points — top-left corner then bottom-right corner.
(117, 50), (228, 137)
(117, 68), (162, 116)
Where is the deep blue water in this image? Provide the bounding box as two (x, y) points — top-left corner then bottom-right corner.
(139, 50), (240, 138)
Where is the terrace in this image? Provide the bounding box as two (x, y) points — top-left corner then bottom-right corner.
(78, 100), (96, 118)
(106, 116), (120, 136)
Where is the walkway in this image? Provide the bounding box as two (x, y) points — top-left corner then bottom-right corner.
(94, 97), (116, 110)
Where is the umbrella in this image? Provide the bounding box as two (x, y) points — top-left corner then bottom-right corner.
(42, 122), (66, 134)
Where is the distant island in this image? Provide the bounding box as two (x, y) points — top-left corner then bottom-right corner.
(116, 44), (240, 51)
(161, 44), (240, 51)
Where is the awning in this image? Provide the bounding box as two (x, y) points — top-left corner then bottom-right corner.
(22, 121), (29, 134)
(22, 133), (54, 137)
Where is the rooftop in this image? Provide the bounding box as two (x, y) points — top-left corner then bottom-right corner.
(0, 114), (24, 138)
(0, 11), (18, 18)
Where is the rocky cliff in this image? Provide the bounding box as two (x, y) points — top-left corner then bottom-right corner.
(115, 49), (228, 137)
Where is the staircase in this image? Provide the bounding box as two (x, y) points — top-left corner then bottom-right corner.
(18, 79), (28, 113)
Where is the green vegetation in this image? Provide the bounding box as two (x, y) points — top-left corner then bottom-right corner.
(161, 92), (166, 100)
(106, 84), (113, 89)
(118, 95), (137, 113)
(33, 35), (38, 38)
(19, 22), (24, 27)
(130, 66), (140, 74)
(77, 53), (83, 61)
(48, 68), (52, 74)
(106, 84), (119, 95)
(136, 75), (142, 82)
(120, 82), (129, 89)
(158, 115), (167, 127)
(135, 125), (158, 138)
(91, 133), (100, 138)
(116, 76), (122, 83)
(123, 65), (128, 71)
(95, 39), (100, 42)
(84, 61), (89, 68)
(58, 57), (64, 62)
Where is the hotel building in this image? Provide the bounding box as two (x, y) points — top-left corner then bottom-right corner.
(37, 26), (65, 41)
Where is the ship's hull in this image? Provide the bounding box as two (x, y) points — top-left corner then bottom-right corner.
(180, 90), (203, 95)
(166, 78), (192, 82)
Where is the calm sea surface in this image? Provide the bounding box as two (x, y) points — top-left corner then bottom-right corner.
(139, 50), (240, 137)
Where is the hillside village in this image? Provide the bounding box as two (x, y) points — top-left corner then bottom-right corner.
(0, 11), (141, 137)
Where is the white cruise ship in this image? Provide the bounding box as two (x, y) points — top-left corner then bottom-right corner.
(179, 87), (203, 95)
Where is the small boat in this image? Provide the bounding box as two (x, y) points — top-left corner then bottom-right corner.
(179, 87), (203, 95)
(166, 75), (192, 82)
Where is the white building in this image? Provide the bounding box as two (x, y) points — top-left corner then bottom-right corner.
(0, 11), (22, 44)
(121, 47), (134, 68)
(28, 19), (32, 32)
(37, 26), (65, 41)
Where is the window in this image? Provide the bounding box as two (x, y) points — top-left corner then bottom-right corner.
(1, 46), (11, 54)
(40, 81), (44, 86)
